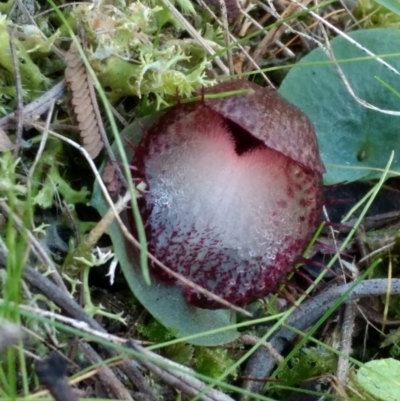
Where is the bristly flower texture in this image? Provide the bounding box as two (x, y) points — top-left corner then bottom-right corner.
(131, 80), (325, 309)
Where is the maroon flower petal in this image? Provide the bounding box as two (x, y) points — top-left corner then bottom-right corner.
(132, 81), (323, 308)
(204, 80), (325, 176)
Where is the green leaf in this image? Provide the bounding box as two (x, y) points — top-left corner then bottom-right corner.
(91, 117), (238, 346)
(279, 28), (400, 185)
(373, 0), (400, 16)
(356, 358), (400, 400)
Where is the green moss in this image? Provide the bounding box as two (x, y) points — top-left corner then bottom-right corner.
(68, 1), (218, 106)
(136, 319), (236, 379)
(165, 343), (194, 365)
(32, 142), (90, 208)
(194, 347), (237, 380)
(0, 17), (50, 100)
(275, 347), (336, 392)
(137, 318), (175, 342)
(353, 0), (400, 28)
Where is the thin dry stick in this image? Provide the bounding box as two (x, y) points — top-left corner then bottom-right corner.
(218, 0), (234, 75)
(5, 302), (126, 344)
(317, 11), (400, 117)
(248, 0), (313, 69)
(238, 2), (259, 37)
(382, 253), (392, 332)
(78, 191), (132, 254)
(239, 334), (283, 364)
(190, 0), (274, 85)
(339, 0), (360, 27)
(241, 3), (295, 58)
(272, 9), (345, 56)
(257, 0), (323, 53)
(28, 101), (54, 184)
(0, 81), (66, 130)
(358, 242), (395, 264)
(329, 374), (348, 399)
(24, 111), (60, 269)
(337, 259), (359, 386)
(34, 126), (253, 317)
(20, 297), (234, 401)
(78, 342), (133, 400)
(31, 355), (140, 400)
(8, 25), (24, 156)
(323, 205), (345, 272)
(336, 302), (357, 385)
(292, 0), (400, 78)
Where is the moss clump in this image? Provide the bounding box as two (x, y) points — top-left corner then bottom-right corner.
(65, 0), (221, 106)
(353, 0), (400, 29)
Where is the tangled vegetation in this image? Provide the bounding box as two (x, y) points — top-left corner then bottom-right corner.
(1, 0), (400, 400)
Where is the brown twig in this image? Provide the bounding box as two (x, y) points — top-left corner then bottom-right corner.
(218, 0), (234, 75)
(336, 302), (357, 385)
(239, 334), (283, 365)
(197, 0), (272, 85)
(247, 0), (313, 71)
(0, 81), (66, 130)
(78, 343), (133, 400)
